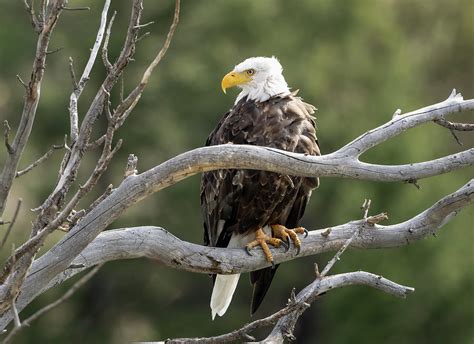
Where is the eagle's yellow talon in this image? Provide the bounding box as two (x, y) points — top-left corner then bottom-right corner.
(271, 224), (307, 255)
(294, 227), (308, 237)
(245, 228), (285, 266)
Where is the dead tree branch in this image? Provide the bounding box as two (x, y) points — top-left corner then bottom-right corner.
(0, 0), (181, 322)
(167, 272), (414, 344)
(0, 0), (66, 217)
(0, 0), (472, 339)
(262, 272), (414, 343)
(0, 89), (471, 329)
(166, 200), (400, 343)
(2, 178), (470, 331)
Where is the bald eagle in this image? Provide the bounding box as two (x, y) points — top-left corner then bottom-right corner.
(201, 57), (320, 319)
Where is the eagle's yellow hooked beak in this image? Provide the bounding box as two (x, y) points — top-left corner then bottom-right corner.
(221, 71), (252, 94)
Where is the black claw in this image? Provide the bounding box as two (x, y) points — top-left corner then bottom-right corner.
(246, 246), (253, 256)
(303, 228), (309, 238)
(271, 260), (276, 268)
(282, 238), (290, 251)
(296, 245), (301, 255)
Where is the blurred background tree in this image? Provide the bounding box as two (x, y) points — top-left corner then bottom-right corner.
(0, 0), (472, 343)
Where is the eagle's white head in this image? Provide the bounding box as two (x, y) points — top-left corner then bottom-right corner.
(221, 56), (290, 104)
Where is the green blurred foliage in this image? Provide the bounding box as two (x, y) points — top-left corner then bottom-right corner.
(0, 0), (473, 343)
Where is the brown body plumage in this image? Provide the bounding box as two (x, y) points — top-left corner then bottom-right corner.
(201, 92), (320, 314)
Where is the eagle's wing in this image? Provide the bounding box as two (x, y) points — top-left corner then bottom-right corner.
(201, 100), (264, 250)
(249, 96), (320, 314)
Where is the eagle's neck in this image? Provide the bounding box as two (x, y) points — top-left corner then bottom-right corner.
(235, 74), (290, 104)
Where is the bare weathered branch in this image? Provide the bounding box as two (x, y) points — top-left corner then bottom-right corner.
(0, 178), (466, 331)
(0, 26), (471, 330)
(167, 271), (414, 343)
(263, 272), (414, 343)
(0, 0), (179, 332)
(261, 203), (387, 343)
(0, 92), (470, 328)
(334, 90), (472, 158)
(0, 0), (67, 217)
(40, 0), (143, 217)
(0, 1), (144, 308)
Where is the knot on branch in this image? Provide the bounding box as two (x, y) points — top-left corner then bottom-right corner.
(366, 212), (389, 225)
(124, 154), (138, 178)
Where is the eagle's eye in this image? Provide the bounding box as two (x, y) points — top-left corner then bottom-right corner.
(246, 69), (255, 76)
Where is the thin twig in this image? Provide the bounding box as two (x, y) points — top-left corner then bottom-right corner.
(133, 21), (154, 29)
(119, 74), (124, 102)
(39, 0), (47, 26)
(319, 230), (357, 277)
(86, 134), (106, 150)
(84, 184), (113, 215)
(449, 129), (463, 146)
(16, 145), (64, 177)
(0, 199), (22, 250)
(2, 264), (103, 344)
(320, 199), (379, 277)
(434, 118), (474, 131)
(10, 301), (20, 329)
(23, 0), (41, 32)
(61, 6), (90, 11)
(361, 198), (371, 219)
(3, 121), (13, 155)
(113, 0), (180, 124)
(46, 47), (63, 55)
(68, 57), (78, 90)
(15, 75), (28, 89)
(101, 10), (116, 71)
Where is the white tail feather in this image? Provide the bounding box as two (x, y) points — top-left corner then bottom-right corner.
(210, 274), (241, 320)
(208, 227), (272, 319)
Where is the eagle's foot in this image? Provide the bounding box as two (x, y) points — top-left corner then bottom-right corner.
(271, 225), (308, 255)
(245, 228), (287, 267)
